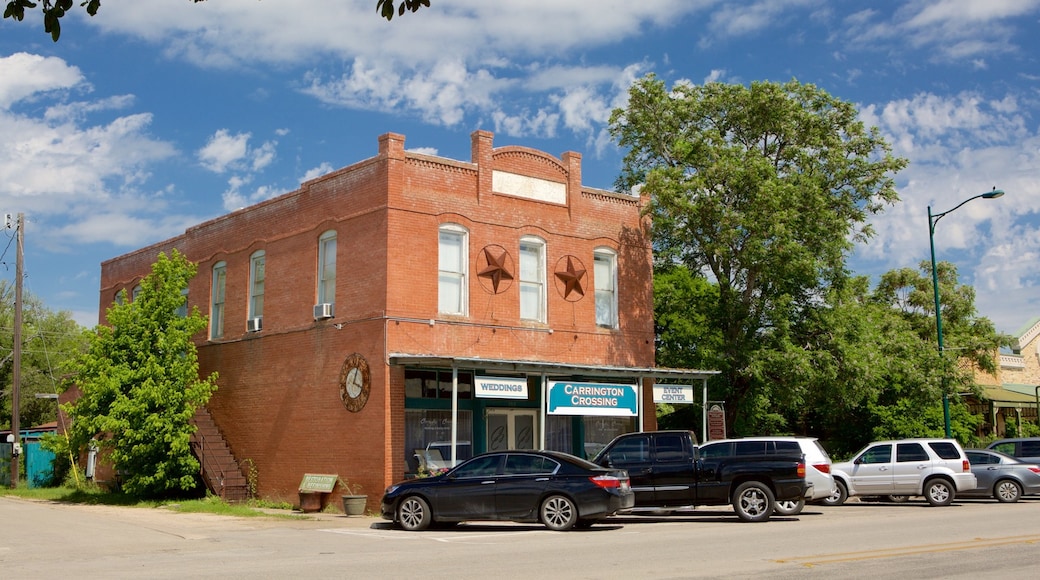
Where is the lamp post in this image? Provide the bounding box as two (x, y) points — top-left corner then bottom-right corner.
(928, 188), (1004, 438)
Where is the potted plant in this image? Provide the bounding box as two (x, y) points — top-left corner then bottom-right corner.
(339, 478), (367, 516)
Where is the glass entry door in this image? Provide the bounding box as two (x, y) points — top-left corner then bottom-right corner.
(487, 409), (538, 452)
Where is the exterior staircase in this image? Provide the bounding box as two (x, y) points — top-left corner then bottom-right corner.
(190, 407), (250, 501)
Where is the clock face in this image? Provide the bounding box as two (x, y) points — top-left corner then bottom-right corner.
(339, 353), (371, 413)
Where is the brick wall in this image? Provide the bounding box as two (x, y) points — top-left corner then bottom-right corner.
(99, 130), (654, 501)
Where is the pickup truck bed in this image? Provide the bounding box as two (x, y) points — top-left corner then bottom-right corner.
(594, 430), (807, 522)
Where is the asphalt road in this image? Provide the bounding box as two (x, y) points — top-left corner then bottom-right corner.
(3, 496), (1040, 579)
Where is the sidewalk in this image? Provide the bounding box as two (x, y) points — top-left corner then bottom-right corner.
(254, 506), (385, 528)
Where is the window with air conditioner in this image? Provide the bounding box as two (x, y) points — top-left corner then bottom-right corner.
(249, 250), (265, 329)
(317, 230), (336, 309)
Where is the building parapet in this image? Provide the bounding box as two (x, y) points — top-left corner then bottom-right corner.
(1000, 354), (1026, 369)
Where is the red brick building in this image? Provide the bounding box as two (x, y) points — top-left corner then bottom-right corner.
(99, 130), (714, 506)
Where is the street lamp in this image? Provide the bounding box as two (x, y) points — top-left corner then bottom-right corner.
(928, 187), (1004, 438)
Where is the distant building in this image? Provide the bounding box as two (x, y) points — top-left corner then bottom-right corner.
(972, 318), (1040, 436)
(99, 131), (715, 504)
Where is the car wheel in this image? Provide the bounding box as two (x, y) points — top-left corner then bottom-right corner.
(540, 495), (578, 531)
(924, 479), (954, 507)
(773, 497), (805, 516)
(732, 481), (775, 522)
(886, 495), (910, 503)
(994, 479), (1022, 503)
(397, 496), (432, 531)
(821, 480), (848, 506)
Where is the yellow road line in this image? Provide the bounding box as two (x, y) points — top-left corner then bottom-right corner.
(774, 535), (1040, 567)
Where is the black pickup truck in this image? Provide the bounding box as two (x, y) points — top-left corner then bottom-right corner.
(593, 430), (807, 522)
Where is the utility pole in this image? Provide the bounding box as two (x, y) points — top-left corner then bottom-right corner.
(10, 213), (23, 488)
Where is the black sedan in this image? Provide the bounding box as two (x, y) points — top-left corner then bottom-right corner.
(381, 450), (634, 531)
(962, 449), (1040, 502)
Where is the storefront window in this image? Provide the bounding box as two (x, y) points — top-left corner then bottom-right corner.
(404, 369), (472, 400)
(583, 416), (636, 459)
(544, 415), (572, 454)
(405, 409), (473, 473)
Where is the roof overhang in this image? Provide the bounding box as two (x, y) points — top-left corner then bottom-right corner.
(388, 354), (719, 382)
(977, 385), (1039, 408)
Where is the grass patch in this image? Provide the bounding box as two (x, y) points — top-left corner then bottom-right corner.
(0, 484), (306, 519)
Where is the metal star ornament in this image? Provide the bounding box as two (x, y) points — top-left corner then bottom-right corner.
(477, 245), (514, 294)
(554, 255), (587, 301)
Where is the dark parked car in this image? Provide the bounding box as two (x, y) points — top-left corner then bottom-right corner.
(381, 450), (635, 531)
(962, 449), (1040, 502)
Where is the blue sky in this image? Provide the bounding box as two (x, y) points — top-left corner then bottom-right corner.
(0, 0), (1038, 338)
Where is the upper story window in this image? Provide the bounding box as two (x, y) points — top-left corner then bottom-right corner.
(131, 284), (142, 302)
(438, 224), (468, 315)
(176, 288), (188, 318)
(249, 250), (265, 320)
(519, 236), (546, 322)
(317, 230), (336, 307)
(593, 248), (618, 328)
(210, 261), (227, 339)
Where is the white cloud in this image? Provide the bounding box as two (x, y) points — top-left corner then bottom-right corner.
(0, 53), (86, 109)
(853, 87), (1040, 332)
(841, 0), (1040, 61)
(406, 147), (439, 156)
(301, 162), (336, 183)
(53, 211), (197, 246)
(197, 129), (251, 173)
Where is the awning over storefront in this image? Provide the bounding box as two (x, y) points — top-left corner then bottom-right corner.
(389, 354), (720, 450)
(387, 354), (719, 381)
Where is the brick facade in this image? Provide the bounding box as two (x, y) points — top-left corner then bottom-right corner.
(972, 318), (1040, 435)
(99, 131), (658, 504)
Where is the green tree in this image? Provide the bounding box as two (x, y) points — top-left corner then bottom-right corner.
(652, 264), (720, 430)
(58, 250), (217, 497)
(4, 0), (430, 42)
(0, 280), (87, 431)
(611, 75), (907, 435)
(771, 263), (1002, 456)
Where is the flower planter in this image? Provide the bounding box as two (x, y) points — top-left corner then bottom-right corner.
(342, 495), (368, 516)
(298, 491), (326, 513)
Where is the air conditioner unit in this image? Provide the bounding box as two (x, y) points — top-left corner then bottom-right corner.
(247, 317), (263, 332)
(314, 303), (335, 319)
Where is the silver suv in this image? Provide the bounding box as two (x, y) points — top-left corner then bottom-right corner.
(698, 436), (835, 516)
(825, 439), (976, 507)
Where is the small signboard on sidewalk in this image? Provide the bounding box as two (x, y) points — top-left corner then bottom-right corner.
(298, 473), (338, 493)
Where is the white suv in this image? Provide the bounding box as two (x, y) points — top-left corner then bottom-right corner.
(825, 439), (976, 506)
(698, 436), (836, 516)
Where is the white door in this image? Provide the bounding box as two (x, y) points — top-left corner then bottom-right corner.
(487, 409), (538, 452)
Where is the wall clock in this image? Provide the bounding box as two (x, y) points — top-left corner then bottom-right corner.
(339, 352), (371, 413)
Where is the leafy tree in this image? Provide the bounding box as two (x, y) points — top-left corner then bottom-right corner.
(5, 0), (104, 41)
(0, 280), (86, 431)
(378, 0), (430, 20)
(58, 250), (217, 497)
(771, 262), (1002, 456)
(653, 264), (721, 430)
(4, 0), (431, 42)
(611, 75), (907, 435)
